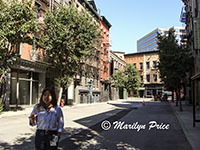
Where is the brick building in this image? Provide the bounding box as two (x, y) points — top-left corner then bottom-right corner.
(125, 51), (164, 98)
(99, 16), (112, 101)
(3, 0), (111, 108)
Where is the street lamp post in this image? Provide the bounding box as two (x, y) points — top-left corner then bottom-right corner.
(88, 80), (93, 103)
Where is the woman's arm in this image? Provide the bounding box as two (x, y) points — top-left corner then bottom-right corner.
(29, 113), (38, 126)
(29, 105), (38, 126)
(57, 106), (64, 135)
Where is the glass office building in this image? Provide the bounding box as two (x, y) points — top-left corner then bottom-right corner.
(137, 26), (186, 52)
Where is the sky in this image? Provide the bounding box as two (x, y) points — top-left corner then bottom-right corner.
(94, 0), (184, 54)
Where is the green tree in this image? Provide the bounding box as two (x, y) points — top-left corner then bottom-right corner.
(0, 0), (38, 109)
(124, 64), (140, 96)
(157, 29), (193, 111)
(112, 64), (140, 97)
(41, 5), (100, 105)
(112, 71), (126, 89)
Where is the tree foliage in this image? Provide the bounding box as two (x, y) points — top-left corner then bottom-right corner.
(124, 64), (140, 92)
(41, 5), (100, 89)
(113, 64), (140, 94)
(157, 29), (193, 90)
(0, 0), (38, 84)
(157, 28), (193, 110)
(112, 71), (126, 89)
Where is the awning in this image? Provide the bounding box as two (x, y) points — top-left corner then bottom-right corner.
(92, 90), (101, 94)
(144, 83), (164, 88)
(79, 89), (101, 94)
(79, 89), (89, 94)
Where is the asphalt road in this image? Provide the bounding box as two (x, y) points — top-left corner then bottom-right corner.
(59, 101), (192, 150)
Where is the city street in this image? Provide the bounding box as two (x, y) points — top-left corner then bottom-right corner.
(59, 101), (192, 150)
(1, 0), (199, 150)
(0, 98), (192, 150)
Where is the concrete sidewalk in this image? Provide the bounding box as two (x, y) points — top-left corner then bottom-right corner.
(170, 102), (200, 150)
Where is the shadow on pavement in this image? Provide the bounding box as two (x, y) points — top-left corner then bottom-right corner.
(59, 107), (141, 149)
(3, 106), (25, 112)
(0, 127), (103, 150)
(0, 102), (142, 150)
(59, 101), (173, 150)
(0, 135), (35, 150)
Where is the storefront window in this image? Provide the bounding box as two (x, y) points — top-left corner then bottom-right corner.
(19, 70), (30, 79)
(11, 69), (39, 105)
(32, 82), (39, 104)
(11, 73), (17, 104)
(146, 89), (152, 96)
(19, 80), (30, 104)
(33, 72), (39, 80)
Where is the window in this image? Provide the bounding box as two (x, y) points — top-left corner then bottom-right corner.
(146, 74), (150, 82)
(32, 37), (39, 60)
(140, 75), (143, 82)
(153, 61), (157, 68)
(153, 74), (157, 82)
(146, 89), (152, 96)
(140, 62), (143, 70)
(35, 1), (41, 18)
(146, 62), (150, 69)
(133, 63), (136, 67)
(11, 70), (39, 105)
(63, 0), (67, 6)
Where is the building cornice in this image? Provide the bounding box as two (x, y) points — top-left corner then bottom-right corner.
(125, 50), (159, 57)
(12, 58), (50, 73)
(101, 16), (112, 29)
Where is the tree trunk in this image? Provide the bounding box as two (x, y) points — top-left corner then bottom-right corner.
(175, 90), (178, 107)
(2, 84), (9, 111)
(171, 90), (174, 102)
(179, 89), (183, 111)
(0, 83), (5, 111)
(57, 87), (63, 106)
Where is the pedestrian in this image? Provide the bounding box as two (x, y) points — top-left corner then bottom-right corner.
(29, 88), (64, 150)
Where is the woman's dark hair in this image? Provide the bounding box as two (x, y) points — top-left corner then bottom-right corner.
(38, 88), (57, 108)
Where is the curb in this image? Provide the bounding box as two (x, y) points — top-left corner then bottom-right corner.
(169, 103), (194, 150)
(0, 98), (152, 118)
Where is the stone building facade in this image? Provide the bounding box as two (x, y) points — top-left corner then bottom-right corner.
(109, 51), (126, 100)
(125, 51), (164, 98)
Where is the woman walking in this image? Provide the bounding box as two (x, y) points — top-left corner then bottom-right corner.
(29, 88), (64, 150)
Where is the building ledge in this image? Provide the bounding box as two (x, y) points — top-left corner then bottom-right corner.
(191, 72), (200, 80)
